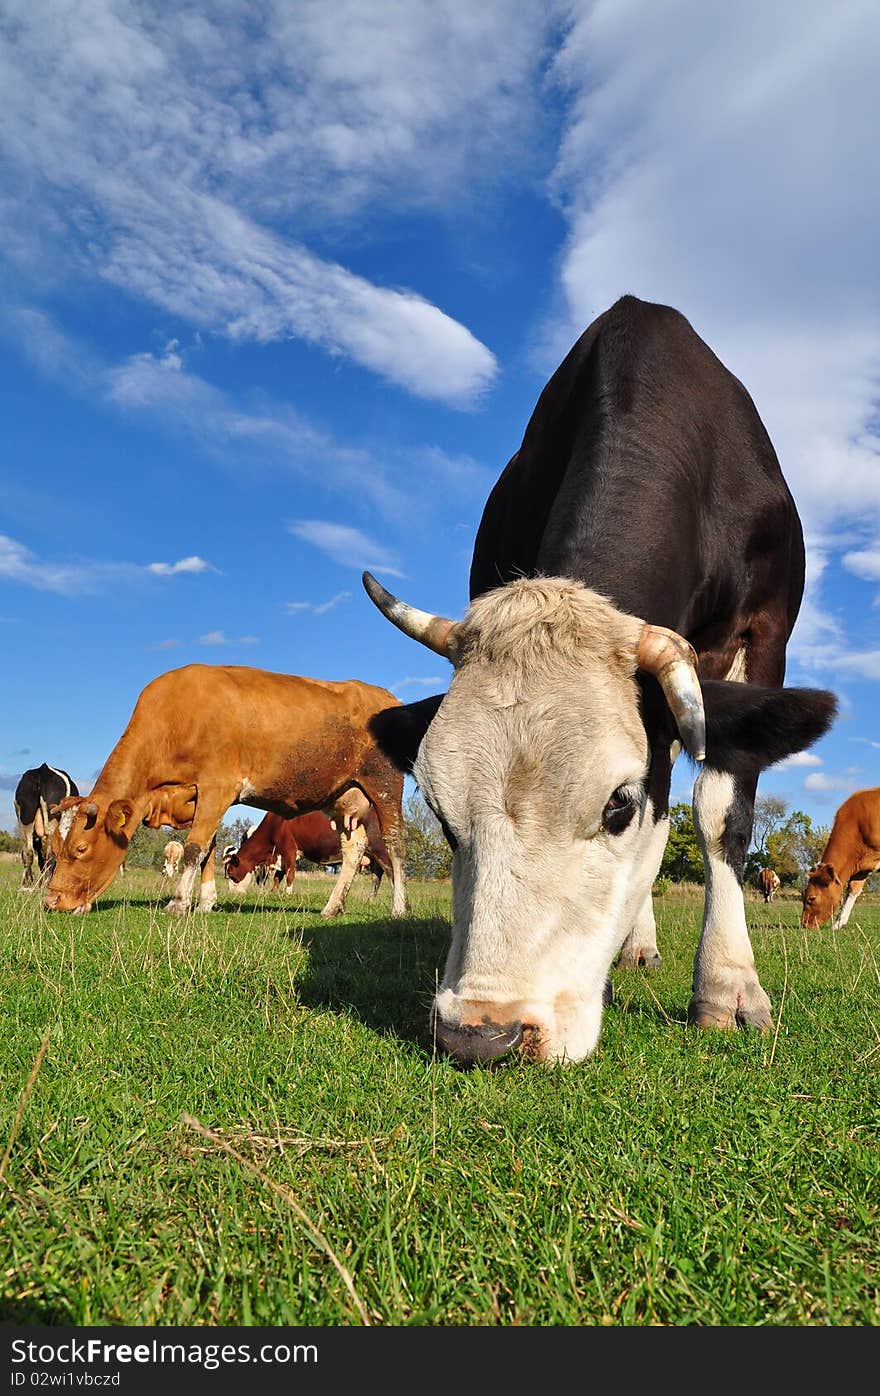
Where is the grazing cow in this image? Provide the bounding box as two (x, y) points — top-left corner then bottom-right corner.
(363, 294), (837, 1064)
(802, 787), (880, 928)
(162, 840), (184, 878)
(226, 808), (393, 912)
(14, 764), (79, 888)
(758, 868), (781, 903)
(44, 664), (407, 917)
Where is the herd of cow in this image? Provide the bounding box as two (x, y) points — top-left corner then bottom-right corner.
(9, 295), (880, 1065)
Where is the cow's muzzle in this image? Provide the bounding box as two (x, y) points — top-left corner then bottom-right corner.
(432, 1012), (524, 1065)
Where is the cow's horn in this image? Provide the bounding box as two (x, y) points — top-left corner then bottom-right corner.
(636, 623), (706, 762)
(362, 572), (457, 658)
(83, 801), (99, 830)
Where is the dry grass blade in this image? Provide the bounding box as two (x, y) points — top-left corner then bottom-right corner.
(181, 1112), (371, 1325)
(0, 1027), (51, 1187)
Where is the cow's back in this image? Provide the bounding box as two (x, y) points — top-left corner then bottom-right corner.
(469, 295), (805, 646)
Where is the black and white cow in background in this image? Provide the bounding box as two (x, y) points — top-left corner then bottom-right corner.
(14, 763), (80, 888)
(363, 294), (837, 1065)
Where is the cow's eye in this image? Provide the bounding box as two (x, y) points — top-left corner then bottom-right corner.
(74, 844), (89, 857)
(601, 786), (638, 835)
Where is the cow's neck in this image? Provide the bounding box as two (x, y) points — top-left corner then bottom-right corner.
(822, 825), (870, 888)
(90, 729), (152, 820)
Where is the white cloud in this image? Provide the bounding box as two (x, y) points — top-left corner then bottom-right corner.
(842, 548), (880, 582)
(395, 675), (446, 691)
(0, 532), (141, 596)
(148, 556), (218, 577)
(545, 0), (880, 622)
(0, 1), (543, 404)
(772, 752), (823, 770)
(284, 592), (351, 617)
(198, 631), (259, 647)
(288, 521), (404, 577)
(804, 772), (857, 793)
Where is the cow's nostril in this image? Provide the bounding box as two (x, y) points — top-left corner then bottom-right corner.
(433, 1015), (523, 1064)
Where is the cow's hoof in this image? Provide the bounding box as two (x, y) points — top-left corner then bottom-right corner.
(617, 947), (662, 970)
(165, 900), (190, 916)
(688, 998), (773, 1032)
(320, 906), (344, 918)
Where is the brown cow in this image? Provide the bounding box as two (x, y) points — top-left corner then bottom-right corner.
(758, 868), (780, 903)
(802, 787), (880, 928)
(45, 663), (407, 917)
(226, 808), (393, 914)
(162, 840), (184, 878)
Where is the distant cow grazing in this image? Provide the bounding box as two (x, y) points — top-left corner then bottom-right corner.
(45, 664), (407, 918)
(226, 808), (393, 914)
(162, 841), (184, 878)
(14, 764), (79, 888)
(802, 787), (880, 928)
(758, 868), (781, 903)
(364, 294), (836, 1065)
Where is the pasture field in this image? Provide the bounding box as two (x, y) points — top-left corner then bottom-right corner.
(0, 862), (878, 1327)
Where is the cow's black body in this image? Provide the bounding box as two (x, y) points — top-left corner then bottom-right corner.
(468, 295), (811, 866)
(14, 763), (79, 887)
(471, 296), (803, 683)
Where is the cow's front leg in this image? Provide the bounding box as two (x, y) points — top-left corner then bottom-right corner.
(836, 867), (877, 927)
(19, 828), (36, 888)
(690, 769), (772, 1031)
(197, 833), (218, 912)
(167, 841), (202, 915)
(321, 822), (369, 916)
(616, 807), (669, 969)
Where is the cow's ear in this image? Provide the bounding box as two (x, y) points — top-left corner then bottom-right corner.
(106, 799), (136, 844)
(699, 681), (837, 778)
(368, 694), (446, 773)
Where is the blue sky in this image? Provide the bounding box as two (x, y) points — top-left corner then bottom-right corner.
(1, 0), (879, 837)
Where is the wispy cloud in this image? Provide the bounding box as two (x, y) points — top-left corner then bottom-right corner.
(0, 531), (217, 599)
(284, 592), (351, 617)
(0, 3), (542, 404)
(148, 556), (219, 577)
(288, 521), (404, 577)
(198, 631), (259, 647)
(545, 0), (880, 666)
(1, 307), (459, 526)
(772, 752), (823, 770)
(804, 771), (860, 794)
(395, 675), (446, 691)
(146, 638), (183, 652)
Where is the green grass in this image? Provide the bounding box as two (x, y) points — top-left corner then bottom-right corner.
(0, 862), (877, 1327)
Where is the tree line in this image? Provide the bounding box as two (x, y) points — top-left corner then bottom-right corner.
(1, 792), (824, 886)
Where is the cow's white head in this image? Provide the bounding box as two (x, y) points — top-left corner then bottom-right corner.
(364, 573), (706, 1065)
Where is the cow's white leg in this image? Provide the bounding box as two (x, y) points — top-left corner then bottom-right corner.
(197, 835), (218, 912)
(19, 823), (36, 888)
(691, 769), (772, 1030)
(167, 845), (200, 914)
(321, 823), (369, 916)
(836, 870), (874, 927)
(617, 810), (669, 969)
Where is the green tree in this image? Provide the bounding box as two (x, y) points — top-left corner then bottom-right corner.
(658, 802), (704, 883)
(765, 810), (830, 884)
(404, 792), (452, 880)
(0, 829), (20, 853)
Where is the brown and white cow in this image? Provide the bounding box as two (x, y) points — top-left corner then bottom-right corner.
(162, 840), (184, 878)
(45, 664), (407, 917)
(363, 295), (837, 1065)
(758, 868), (781, 903)
(226, 808), (393, 914)
(802, 787), (880, 928)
